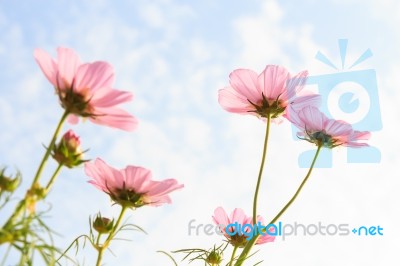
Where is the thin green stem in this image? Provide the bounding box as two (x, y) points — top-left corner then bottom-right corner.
(229, 246), (238, 266)
(18, 224), (35, 266)
(235, 145), (322, 266)
(104, 206), (127, 246)
(44, 164), (63, 195)
(95, 206), (127, 266)
(269, 145), (322, 224)
(31, 110), (69, 186)
(3, 111), (69, 229)
(252, 113), (271, 225)
(96, 232), (102, 247)
(95, 233), (104, 266)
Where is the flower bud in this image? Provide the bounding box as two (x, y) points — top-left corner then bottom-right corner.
(93, 214), (114, 234)
(52, 130), (86, 168)
(0, 168), (21, 193)
(206, 249), (223, 265)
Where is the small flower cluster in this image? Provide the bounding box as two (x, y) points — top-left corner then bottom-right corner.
(175, 65), (371, 265)
(219, 65), (369, 146)
(0, 47), (183, 266)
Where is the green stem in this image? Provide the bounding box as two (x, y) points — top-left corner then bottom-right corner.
(96, 232), (102, 247)
(269, 145), (322, 224)
(3, 111), (69, 229)
(95, 233), (104, 266)
(229, 246), (238, 266)
(95, 206), (127, 266)
(44, 164), (63, 196)
(18, 212), (36, 266)
(252, 113), (271, 225)
(95, 247), (104, 266)
(235, 145), (322, 266)
(31, 110), (69, 186)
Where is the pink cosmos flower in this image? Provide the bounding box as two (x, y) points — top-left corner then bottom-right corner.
(289, 106), (370, 148)
(212, 207), (275, 247)
(218, 65), (320, 122)
(85, 158), (183, 208)
(34, 47), (138, 131)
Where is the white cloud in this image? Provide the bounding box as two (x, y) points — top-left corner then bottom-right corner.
(233, 0), (318, 71)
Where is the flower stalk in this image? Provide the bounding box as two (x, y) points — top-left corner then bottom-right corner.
(44, 163), (63, 195)
(235, 144), (322, 266)
(95, 206), (127, 266)
(3, 111), (69, 230)
(228, 246), (238, 266)
(32, 110), (69, 186)
(252, 112), (271, 225)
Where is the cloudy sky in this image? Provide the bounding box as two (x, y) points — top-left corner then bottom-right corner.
(0, 0), (399, 265)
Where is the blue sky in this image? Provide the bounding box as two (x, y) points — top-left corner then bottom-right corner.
(0, 0), (399, 265)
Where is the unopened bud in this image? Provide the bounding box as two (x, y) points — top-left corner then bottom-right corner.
(52, 130), (87, 168)
(0, 168), (21, 193)
(206, 249), (223, 265)
(93, 214), (114, 234)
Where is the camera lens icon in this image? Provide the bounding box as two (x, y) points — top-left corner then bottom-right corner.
(305, 69), (382, 132)
(327, 81), (370, 125)
(296, 39), (382, 167)
(295, 70), (382, 168)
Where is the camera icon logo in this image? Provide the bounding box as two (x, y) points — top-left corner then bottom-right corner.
(296, 39), (382, 168)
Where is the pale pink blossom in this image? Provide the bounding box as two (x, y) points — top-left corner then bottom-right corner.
(212, 207), (275, 247)
(34, 47), (138, 131)
(289, 106), (370, 148)
(85, 158), (183, 208)
(218, 65), (320, 122)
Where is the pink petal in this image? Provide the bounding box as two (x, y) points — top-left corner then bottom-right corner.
(145, 179), (184, 198)
(85, 161), (107, 190)
(286, 70), (308, 99)
(351, 130), (371, 140)
(290, 94), (321, 112)
(74, 62), (114, 93)
(324, 119), (352, 136)
(213, 207), (230, 226)
(345, 130), (371, 147)
(56, 47), (81, 90)
(123, 166), (153, 193)
(345, 142), (370, 148)
(298, 106), (328, 131)
(96, 159), (125, 188)
(285, 106), (305, 129)
(34, 48), (58, 87)
(85, 158), (124, 190)
(90, 87), (133, 108)
(218, 87), (252, 114)
(229, 69), (261, 103)
(230, 208), (247, 225)
(258, 65), (290, 100)
(145, 179), (183, 206)
(67, 114), (79, 124)
(257, 233), (276, 244)
(89, 107), (138, 131)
